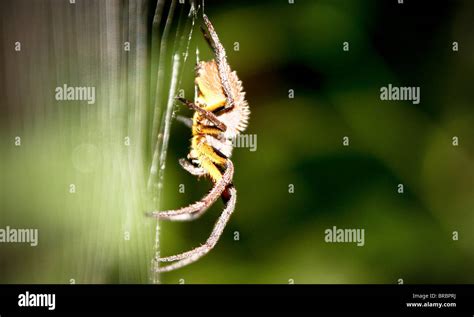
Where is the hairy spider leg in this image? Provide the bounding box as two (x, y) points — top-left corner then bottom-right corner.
(201, 14), (234, 110)
(194, 138), (227, 165)
(195, 126), (223, 135)
(178, 158), (206, 176)
(154, 185), (237, 271)
(197, 155), (222, 183)
(176, 97), (226, 131)
(191, 126), (227, 182)
(147, 160), (234, 221)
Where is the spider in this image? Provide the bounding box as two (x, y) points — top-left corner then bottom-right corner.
(147, 14), (250, 273)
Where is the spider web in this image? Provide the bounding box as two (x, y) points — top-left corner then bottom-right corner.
(147, 0), (199, 284)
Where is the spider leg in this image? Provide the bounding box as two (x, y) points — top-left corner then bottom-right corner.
(200, 25), (215, 52)
(195, 126), (223, 136)
(202, 14), (234, 109)
(155, 185), (237, 271)
(178, 158), (206, 176)
(146, 160), (233, 221)
(176, 97), (226, 132)
(197, 142), (227, 166)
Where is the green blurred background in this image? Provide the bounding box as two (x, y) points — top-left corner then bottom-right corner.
(1, 0), (473, 284)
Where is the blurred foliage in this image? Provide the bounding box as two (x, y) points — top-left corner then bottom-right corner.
(1, 0), (473, 284)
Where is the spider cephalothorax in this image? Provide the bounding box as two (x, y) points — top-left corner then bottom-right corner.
(147, 14), (249, 272)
